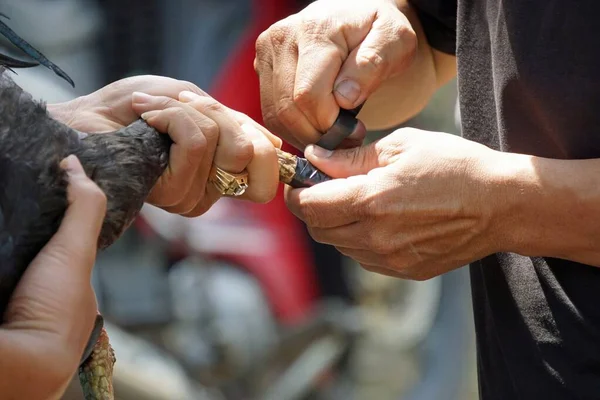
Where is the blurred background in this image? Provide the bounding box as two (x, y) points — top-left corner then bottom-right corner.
(0, 0), (477, 399)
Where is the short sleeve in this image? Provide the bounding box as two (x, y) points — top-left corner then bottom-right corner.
(409, 0), (457, 55)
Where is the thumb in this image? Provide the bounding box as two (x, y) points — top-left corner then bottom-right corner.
(304, 142), (381, 178)
(333, 15), (416, 109)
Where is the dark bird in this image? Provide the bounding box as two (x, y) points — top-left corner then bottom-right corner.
(0, 14), (337, 400)
(0, 17), (171, 400)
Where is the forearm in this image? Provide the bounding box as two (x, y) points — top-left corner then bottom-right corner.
(0, 332), (73, 399)
(359, 0), (457, 130)
(491, 152), (600, 266)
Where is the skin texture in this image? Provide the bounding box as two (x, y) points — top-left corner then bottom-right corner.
(253, 0), (456, 149)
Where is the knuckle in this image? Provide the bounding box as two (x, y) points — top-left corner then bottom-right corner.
(356, 49), (389, 74)
(255, 31), (271, 55)
(293, 85), (318, 110)
(267, 21), (292, 49)
(186, 133), (208, 158)
(232, 139), (254, 165)
(157, 96), (178, 109)
(200, 119), (220, 142)
(202, 99), (225, 114)
(396, 23), (418, 58)
(298, 199), (320, 227)
(160, 106), (184, 122)
(275, 100), (298, 125)
(261, 103), (278, 124)
(171, 107), (189, 120)
(301, 15), (334, 38)
(190, 97), (224, 116)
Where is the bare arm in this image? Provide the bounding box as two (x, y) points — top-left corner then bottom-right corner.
(491, 153), (600, 266)
(255, 0), (457, 150)
(359, 0), (457, 130)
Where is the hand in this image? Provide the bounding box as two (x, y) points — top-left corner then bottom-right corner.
(254, 0), (417, 149)
(285, 129), (506, 280)
(134, 90), (282, 216)
(48, 76), (282, 216)
(0, 155), (106, 398)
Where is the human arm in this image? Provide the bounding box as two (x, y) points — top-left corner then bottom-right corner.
(254, 0), (457, 149)
(0, 155), (105, 399)
(485, 152), (600, 267)
(358, 0), (457, 130)
(283, 128), (600, 281)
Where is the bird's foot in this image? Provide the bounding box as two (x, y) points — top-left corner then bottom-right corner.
(78, 324), (116, 400)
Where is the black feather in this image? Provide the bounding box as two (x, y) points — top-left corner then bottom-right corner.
(0, 53), (38, 71)
(0, 68), (171, 319)
(0, 13), (75, 87)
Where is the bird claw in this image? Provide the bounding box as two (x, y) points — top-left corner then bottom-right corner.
(80, 313), (105, 365)
(78, 319), (116, 400)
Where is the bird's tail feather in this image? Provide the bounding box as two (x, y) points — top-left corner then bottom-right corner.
(0, 13), (74, 87)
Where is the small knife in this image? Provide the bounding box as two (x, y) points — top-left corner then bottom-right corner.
(277, 105), (364, 188)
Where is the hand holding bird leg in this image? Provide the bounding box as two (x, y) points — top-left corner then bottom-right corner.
(0, 155), (108, 399)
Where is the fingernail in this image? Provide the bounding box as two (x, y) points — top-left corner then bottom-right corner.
(334, 80), (361, 105)
(132, 91), (153, 104)
(60, 154), (83, 174)
(179, 91), (201, 102)
(306, 144), (332, 159)
(141, 110), (160, 121)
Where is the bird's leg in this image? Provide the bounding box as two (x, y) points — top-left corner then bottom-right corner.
(78, 312), (116, 400)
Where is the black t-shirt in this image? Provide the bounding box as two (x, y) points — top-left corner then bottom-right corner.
(409, 0), (600, 399)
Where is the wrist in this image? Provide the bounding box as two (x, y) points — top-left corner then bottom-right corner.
(483, 151), (579, 260)
(481, 151), (537, 254)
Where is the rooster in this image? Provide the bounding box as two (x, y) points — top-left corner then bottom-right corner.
(0, 15), (173, 400)
(0, 13), (336, 399)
